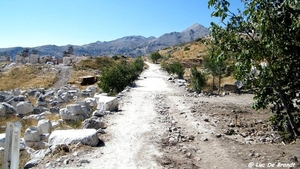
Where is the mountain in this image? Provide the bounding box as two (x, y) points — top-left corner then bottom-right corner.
(0, 23), (209, 60)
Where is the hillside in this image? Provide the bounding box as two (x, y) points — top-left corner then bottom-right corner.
(0, 23), (209, 60)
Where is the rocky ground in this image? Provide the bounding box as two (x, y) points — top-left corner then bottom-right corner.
(32, 63), (299, 169)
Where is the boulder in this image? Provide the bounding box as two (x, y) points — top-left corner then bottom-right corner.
(175, 79), (187, 87)
(0, 91), (13, 102)
(82, 116), (105, 130)
(1, 102), (16, 114)
(16, 102), (34, 115)
(94, 94), (118, 111)
(48, 129), (99, 147)
(13, 95), (26, 102)
(24, 159), (41, 169)
(37, 119), (52, 134)
(223, 84), (238, 93)
(66, 104), (88, 115)
(79, 76), (96, 85)
(24, 126), (40, 142)
(59, 108), (85, 121)
(60, 92), (70, 102)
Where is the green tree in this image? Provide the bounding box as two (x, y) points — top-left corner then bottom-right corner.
(190, 66), (207, 93)
(208, 0), (300, 138)
(150, 52), (162, 64)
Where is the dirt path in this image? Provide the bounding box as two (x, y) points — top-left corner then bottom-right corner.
(58, 62), (299, 169)
(53, 65), (71, 88)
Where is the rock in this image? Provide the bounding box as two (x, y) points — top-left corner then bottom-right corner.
(24, 126), (40, 142)
(224, 129), (235, 135)
(79, 159), (91, 164)
(204, 118), (209, 122)
(203, 138), (208, 141)
(48, 129), (99, 147)
(223, 84), (238, 93)
(257, 131), (265, 136)
(240, 132), (249, 138)
(82, 116), (105, 130)
(96, 128), (106, 134)
(24, 159), (41, 169)
(16, 102), (33, 115)
(216, 134), (222, 138)
(245, 138), (254, 142)
(94, 94), (118, 111)
(84, 98), (97, 109)
(1, 102), (16, 114)
(0, 91), (13, 102)
(79, 76), (96, 85)
(66, 104), (88, 115)
(188, 135), (195, 141)
(50, 144), (70, 154)
(59, 108), (85, 121)
(37, 119), (52, 134)
(49, 107), (60, 114)
(229, 122), (235, 127)
(168, 137), (177, 145)
(92, 110), (105, 117)
(255, 120), (264, 124)
(13, 95), (25, 102)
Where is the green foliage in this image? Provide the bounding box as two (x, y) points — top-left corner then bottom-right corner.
(208, 0), (300, 138)
(150, 51), (162, 64)
(163, 61), (185, 79)
(98, 58), (144, 95)
(190, 67), (207, 93)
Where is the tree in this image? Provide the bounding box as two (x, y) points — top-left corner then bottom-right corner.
(150, 52), (162, 64)
(208, 0), (300, 139)
(190, 66), (207, 93)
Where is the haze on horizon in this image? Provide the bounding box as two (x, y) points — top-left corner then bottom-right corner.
(0, 0), (243, 48)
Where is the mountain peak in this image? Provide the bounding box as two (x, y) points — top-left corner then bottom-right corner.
(184, 23), (206, 32)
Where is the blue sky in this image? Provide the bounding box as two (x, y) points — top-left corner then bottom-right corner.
(0, 0), (243, 48)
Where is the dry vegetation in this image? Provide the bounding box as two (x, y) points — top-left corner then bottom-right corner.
(158, 39), (236, 88)
(0, 64), (58, 91)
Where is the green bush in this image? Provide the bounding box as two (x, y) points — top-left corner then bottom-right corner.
(150, 52), (162, 64)
(190, 66), (207, 93)
(98, 58), (144, 95)
(168, 61), (185, 79)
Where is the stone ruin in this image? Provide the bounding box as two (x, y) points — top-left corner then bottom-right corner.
(63, 46), (77, 66)
(0, 52), (10, 62)
(16, 49), (30, 64)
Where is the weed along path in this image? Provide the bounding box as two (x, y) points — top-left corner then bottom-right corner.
(74, 62), (174, 169)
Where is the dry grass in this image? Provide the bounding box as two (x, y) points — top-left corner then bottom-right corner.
(159, 41), (208, 61)
(0, 64), (58, 91)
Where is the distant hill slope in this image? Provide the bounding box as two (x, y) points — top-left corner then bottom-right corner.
(0, 23), (209, 60)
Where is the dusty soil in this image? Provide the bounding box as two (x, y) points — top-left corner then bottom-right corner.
(35, 63), (300, 169)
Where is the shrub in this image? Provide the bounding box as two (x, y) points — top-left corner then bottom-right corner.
(150, 52), (162, 64)
(190, 66), (207, 93)
(168, 61), (185, 79)
(98, 58), (144, 95)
